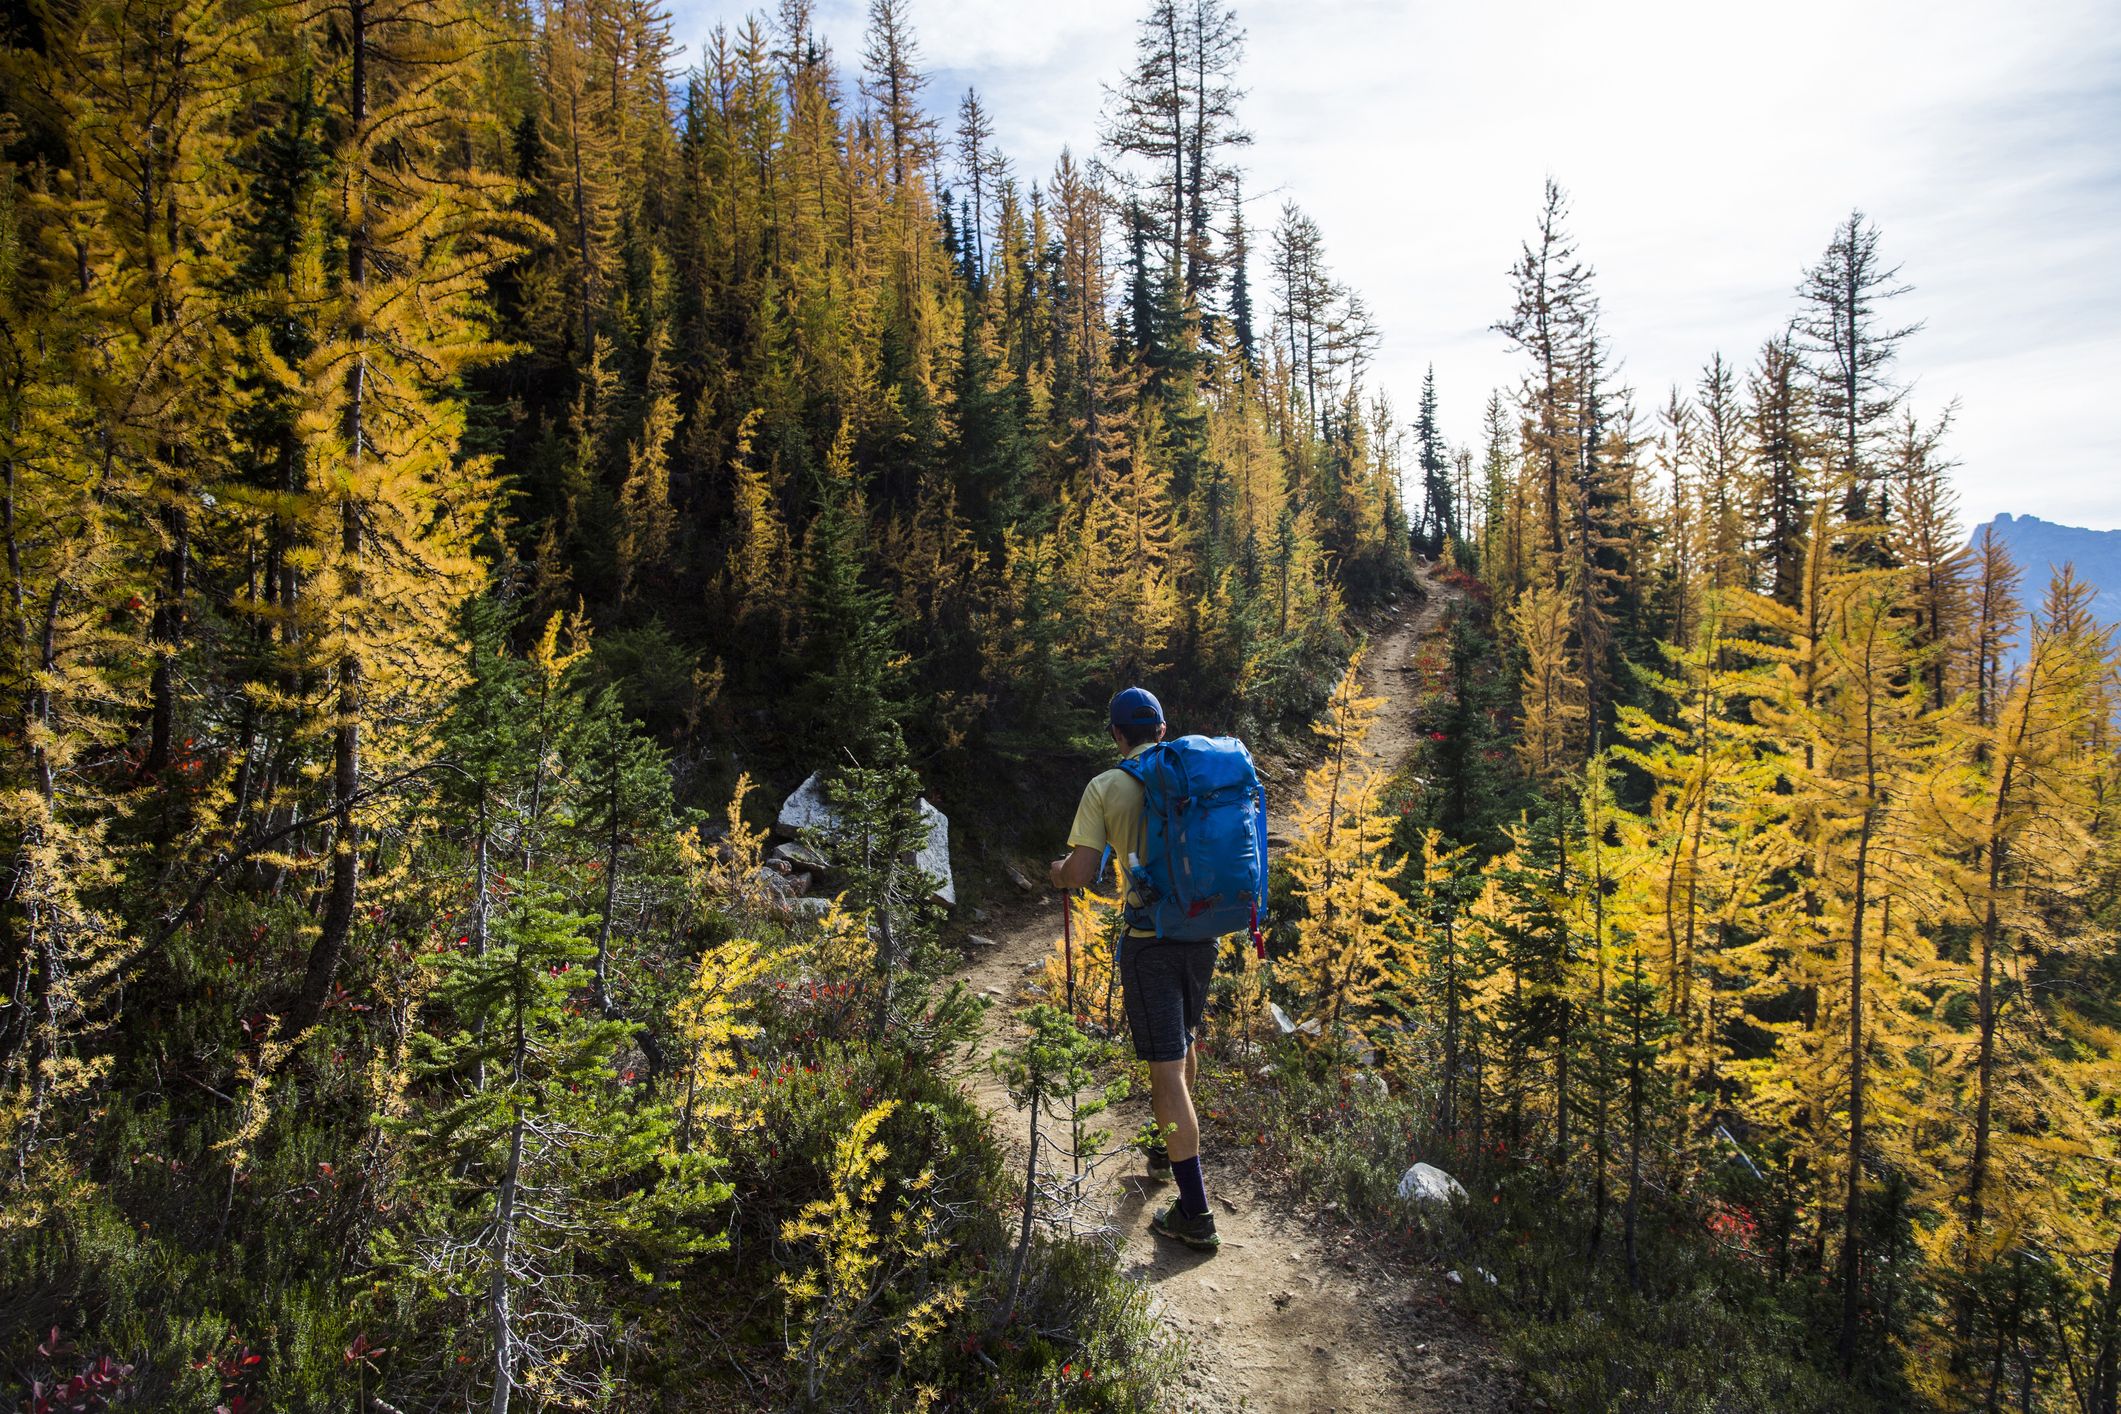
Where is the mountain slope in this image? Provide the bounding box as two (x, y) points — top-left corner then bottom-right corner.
(1968, 512), (2121, 655)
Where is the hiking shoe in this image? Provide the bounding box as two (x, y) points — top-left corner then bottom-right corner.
(1144, 1143), (1173, 1182)
(1150, 1198), (1220, 1251)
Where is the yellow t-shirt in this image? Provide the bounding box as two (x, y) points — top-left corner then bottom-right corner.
(1067, 743), (1154, 935)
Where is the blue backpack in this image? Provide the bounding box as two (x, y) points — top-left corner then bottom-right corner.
(1116, 735), (1269, 946)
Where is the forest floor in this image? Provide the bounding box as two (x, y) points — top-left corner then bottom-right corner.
(948, 564), (1522, 1413)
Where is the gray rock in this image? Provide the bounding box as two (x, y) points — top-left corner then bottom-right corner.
(772, 840), (831, 873)
(1268, 1001), (1321, 1037)
(773, 772), (955, 908)
(966, 934), (1001, 949)
(774, 772), (835, 839)
(914, 798), (955, 906)
(1397, 1162), (1468, 1207)
(787, 896), (834, 922)
(1002, 860), (1037, 893)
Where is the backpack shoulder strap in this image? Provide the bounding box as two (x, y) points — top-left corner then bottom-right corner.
(1115, 743), (1160, 788)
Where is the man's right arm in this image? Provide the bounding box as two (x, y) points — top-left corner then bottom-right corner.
(1051, 777), (1111, 890)
(1049, 845), (1104, 891)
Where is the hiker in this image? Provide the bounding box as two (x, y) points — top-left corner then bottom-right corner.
(1048, 687), (1223, 1252)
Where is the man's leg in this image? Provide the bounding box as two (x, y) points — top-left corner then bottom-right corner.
(1126, 943), (1219, 1247)
(1152, 1052), (1211, 1220)
(1148, 1056), (1199, 1162)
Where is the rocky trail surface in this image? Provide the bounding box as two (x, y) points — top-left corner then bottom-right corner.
(949, 564), (1519, 1413)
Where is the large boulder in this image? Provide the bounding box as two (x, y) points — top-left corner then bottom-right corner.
(1396, 1162), (1468, 1207)
(774, 772), (836, 839)
(915, 798), (955, 907)
(773, 772), (955, 908)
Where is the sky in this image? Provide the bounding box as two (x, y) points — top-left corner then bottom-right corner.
(663, 0), (2121, 531)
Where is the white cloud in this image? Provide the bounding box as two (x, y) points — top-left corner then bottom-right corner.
(665, 0), (2121, 529)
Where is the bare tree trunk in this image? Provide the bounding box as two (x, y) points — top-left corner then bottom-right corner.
(289, 0), (368, 1038)
(1624, 995), (1644, 1292)
(490, 958), (530, 1414)
(1838, 766), (1878, 1370)
(594, 784), (621, 1014)
(489, 1111), (525, 1414)
(2095, 1229), (2121, 1414)
(1001, 1092), (1041, 1327)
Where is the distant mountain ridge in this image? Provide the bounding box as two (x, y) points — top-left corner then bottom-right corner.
(1966, 513), (2121, 658)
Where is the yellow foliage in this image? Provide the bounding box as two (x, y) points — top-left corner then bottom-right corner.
(211, 1021), (314, 1173)
(1044, 887), (1124, 1031)
(1510, 580), (1587, 780)
(779, 1100), (963, 1397)
(727, 409), (790, 631)
(1284, 653), (1409, 1046)
(674, 936), (778, 1134)
(690, 771), (773, 908)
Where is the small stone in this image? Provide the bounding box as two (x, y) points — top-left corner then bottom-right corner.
(1445, 1269), (1463, 1286)
(1003, 860), (1037, 893)
(966, 934), (1000, 949)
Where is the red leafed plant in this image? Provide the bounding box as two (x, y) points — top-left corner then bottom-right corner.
(21, 1329), (135, 1414)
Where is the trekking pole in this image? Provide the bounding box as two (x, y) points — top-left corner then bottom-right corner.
(1063, 888), (1077, 1019)
(1250, 900), (1270, 1049)
(1103, 914), (1122, 1034)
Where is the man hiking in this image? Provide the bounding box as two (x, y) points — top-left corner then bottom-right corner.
(1048, 687), (1222, 1252)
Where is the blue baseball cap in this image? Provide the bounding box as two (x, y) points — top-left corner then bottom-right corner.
(1109, 687), (1164, 729)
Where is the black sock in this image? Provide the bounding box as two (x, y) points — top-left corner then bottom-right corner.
(1173, 1154), (1208, 1217)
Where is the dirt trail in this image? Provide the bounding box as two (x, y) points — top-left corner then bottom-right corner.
(950, 564), (1517, 1413)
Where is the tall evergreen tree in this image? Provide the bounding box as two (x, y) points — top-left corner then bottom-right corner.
(284, 0), (527, 1034)
(1794, 212), (1919, 544)
(1415, 365), (1453, 553)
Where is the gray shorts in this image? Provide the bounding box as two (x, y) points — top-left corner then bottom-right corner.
(1119, 938), (1218, 1063)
